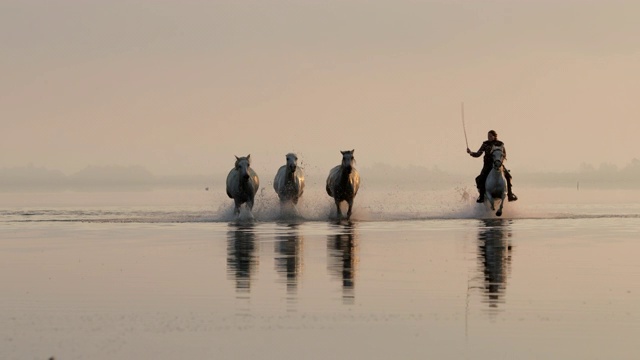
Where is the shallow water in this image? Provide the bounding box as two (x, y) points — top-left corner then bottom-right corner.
(1, 188), (639, 359)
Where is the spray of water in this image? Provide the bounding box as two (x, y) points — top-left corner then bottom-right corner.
(209, 183), (549, 222)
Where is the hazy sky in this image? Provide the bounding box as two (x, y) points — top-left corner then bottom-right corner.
(3, 0), (640, 177)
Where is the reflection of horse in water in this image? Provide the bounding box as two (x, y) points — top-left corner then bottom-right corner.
(327, 221), (358, 303)
(476, 218), (512, 309)
(274, 223), (303, 294)
(273, 153), (305, 207)
(484, 145), (507, 217)
(226, 223), (258, 292)
(226, 155), (260, 217)
(326, 150), (360, 220)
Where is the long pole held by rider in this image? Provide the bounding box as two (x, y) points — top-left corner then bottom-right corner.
(461, 102), (469, 151)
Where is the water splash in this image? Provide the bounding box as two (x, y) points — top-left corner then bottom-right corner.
(4, 186), (640, 223)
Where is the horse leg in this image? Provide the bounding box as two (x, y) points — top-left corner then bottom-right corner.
(496, 192), (505, 217)
(335, 199), (343, 219)
(346, 199), (353, 220)
(233, 199), (241, 216)
(486, 192), (494, 210)
(246, 192), (255, 213)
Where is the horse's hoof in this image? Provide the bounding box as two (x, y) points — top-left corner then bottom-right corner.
(496, 211), (502, 217)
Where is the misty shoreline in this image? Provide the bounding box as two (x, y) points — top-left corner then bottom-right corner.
(1, 162), (640, 191)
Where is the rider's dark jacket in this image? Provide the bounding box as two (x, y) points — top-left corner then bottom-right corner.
(470, 140), (505, 167)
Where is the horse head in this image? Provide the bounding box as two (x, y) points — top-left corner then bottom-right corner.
(340, 149), (356, 172)
(286, 153), (298, 173)
(490, 146), (504, 170)
(235, 154), (251, 180)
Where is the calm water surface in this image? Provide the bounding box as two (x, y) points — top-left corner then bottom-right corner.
(1, 189), (639, 359)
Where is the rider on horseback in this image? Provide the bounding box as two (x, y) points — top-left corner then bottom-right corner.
(467, 130), (518, 203)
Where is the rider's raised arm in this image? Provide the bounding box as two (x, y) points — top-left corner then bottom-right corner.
(469, 142), (487, 158)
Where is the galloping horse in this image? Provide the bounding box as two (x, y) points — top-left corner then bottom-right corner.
(226, 155), (260, 216)
(326, 149), (360, 220)
(273, 153), (305, 205)
(485, 145), (507, 217)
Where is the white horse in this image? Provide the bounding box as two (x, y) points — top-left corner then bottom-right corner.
(485, 145), (507, 217)
(326, 149), (360, 220)
(273, 153), (305, 205)
(226, 155), (260, 216)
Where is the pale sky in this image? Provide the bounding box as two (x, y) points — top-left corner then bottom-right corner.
(2, 0), (640, 177)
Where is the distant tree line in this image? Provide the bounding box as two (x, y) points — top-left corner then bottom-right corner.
(2, 159), (640, 191)
(518, 158), (640, 189)
(0, 165), (210, 191)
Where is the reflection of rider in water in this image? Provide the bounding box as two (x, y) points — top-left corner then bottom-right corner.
(467, 130), (518, 203)
(477, 219), (512, 308)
